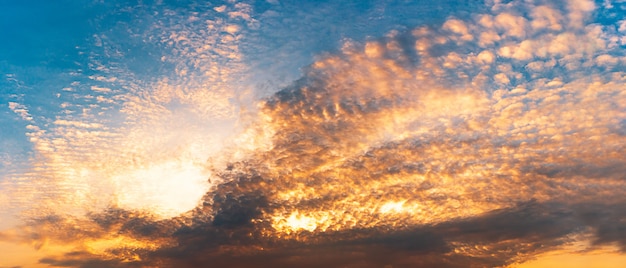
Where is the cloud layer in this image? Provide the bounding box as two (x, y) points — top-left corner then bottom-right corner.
(1, 0), (625, 267)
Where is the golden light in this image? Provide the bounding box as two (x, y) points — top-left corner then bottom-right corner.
(510, 243), (626, 268)
(112, 159), (211, 219)
(379, 200), (408, 214)
(274, 211), (319, 234)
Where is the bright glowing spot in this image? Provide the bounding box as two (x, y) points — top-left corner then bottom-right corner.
(510, 244), (626, 268)
(224, 24), (240, 34)
(0, 240), (74, 268)
(112, 160), (210, 219)
(85, 235), (161, 262)
(282, 211), (318, 233)
(379, 200), (407, 214)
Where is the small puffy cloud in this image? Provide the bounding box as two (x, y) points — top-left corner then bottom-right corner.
(530, 5), (563, 31)
(596, 54), (619, 67)
(619, 20), (626, 33)
(498, 40), (534, 60)
(443, 18), (473, 41)
(567, 0), (596, 28)
(90, 85), (111, 93)
(494, 12), (528, 38)
(224, 24), (240, 34)
(8, 102), (32, 121)
(364, 41), (384, 58)
(214, 5), (226, 13)
(525, 58), (556, 73)
(478, 30), (501, 47)
(494, 72), (511, 84)
(476, 50), (495, 64)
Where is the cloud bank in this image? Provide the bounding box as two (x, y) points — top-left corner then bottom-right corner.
(1, 0), (625, 267)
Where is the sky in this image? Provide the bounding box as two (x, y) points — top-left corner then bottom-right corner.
(0, 0), (625, 267)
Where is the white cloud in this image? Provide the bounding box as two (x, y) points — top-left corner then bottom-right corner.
(476, 50), (495, 64)
(566, 0), (595, 28)
(8, 102), (32, 121)
(525, 59), (556, 73)
(478, 30), (501, 47)
(478, 14), (494, 28)
(619, 20), (626, 33)
(90, 86), (112, 93)
(596, 54), (619, 67)
(495, 12), (528, 38)
(443, 18), (473, 41)
(530, 5), (563, 31)
(494, 73), (511, 84)
(214, 5), (226, 12)
(364, 41), (384, 58)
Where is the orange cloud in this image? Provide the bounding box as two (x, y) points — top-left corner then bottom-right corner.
(2, 0), (625, 267)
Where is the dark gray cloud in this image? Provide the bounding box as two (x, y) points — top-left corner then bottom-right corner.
(39, 251), (136, 268)
(36, 200), (621, 267)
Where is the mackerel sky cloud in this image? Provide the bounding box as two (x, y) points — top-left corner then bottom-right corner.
(0, 0), (625, 267)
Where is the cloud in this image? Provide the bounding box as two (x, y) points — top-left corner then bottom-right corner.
(530, 5), (564, 31)
(7, 102), (32, 121)
(2, 0), (261, 220)
(39, 251), (134, 268)
(27, 201), (626, 267)
(3, 0), (626, 267)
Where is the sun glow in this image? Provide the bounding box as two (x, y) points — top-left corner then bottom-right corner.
(84, 235), (163, 262)
(379, 200), (408, 214)
(112, 160), (211, 219)
(273, 211), (319, 234)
